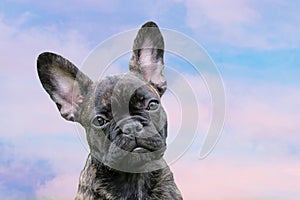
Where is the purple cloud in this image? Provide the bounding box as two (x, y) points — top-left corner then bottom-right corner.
(0, 139), (55, 199)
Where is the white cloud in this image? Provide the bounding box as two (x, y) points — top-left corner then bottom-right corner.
(0, 13), (90, 69)
(181, 0), (300, 49)
(186, 0), (258, 27)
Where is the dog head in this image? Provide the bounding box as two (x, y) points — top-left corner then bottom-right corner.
(37, 22), (168, 172)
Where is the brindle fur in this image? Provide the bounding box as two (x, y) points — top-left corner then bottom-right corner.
(75, 155), (181, 200)
(37, 21), (183, 200)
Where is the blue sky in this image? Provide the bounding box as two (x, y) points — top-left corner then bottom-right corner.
(1, 0), (300, 199)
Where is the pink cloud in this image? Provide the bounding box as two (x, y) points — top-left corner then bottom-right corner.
(36, 173), (78, 199)
(0, 16), (90, 198)
(225, 83), (300, 139)
(171, 156), (300, 199)
(0, 15), (91, 138)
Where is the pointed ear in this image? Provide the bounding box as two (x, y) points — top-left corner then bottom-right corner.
(37, 52), (93, 121)
(129, 21), (167, 96)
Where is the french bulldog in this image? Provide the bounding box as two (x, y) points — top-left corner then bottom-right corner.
(37, 21), (183, 200)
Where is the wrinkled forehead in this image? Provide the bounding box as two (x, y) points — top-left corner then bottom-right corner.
(94, 74), (160, 107)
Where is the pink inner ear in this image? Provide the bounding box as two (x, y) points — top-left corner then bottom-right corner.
(50, 67), (84, 121)
(139, 49), (155, 67)
(58, 99), (76, 121)
(53, 85), (83, 121)
(140, 62), (164, 83)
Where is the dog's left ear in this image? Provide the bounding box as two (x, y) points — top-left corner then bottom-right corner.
(129, 21), (166, 96)
(37, 52), (93, 121)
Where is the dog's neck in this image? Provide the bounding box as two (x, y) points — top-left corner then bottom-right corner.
(76, 154), (175, 200)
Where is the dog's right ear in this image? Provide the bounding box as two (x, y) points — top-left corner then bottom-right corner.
(130, 21), (167, 96)
(37, 52), (93, 121)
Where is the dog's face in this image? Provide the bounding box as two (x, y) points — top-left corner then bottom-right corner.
(37, 22), (168, 171)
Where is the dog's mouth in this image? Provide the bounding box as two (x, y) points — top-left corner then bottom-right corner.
(131, 146), (150, 153)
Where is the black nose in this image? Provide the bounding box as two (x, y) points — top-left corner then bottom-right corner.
(121, 121), (143, 136)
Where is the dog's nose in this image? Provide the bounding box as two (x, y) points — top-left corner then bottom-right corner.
(121, 121), (143, 136)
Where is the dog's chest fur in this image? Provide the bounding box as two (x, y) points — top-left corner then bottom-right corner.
(75, 154), (180, 200)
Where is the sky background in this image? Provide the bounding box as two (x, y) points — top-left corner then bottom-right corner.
(0, 0), (300, 199)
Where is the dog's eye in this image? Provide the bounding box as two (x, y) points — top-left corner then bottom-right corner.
(147, 100), (160, 111)
(92, 116), (109, 128)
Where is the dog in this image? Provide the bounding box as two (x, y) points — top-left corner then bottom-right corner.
(37, 21), (183, 200)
